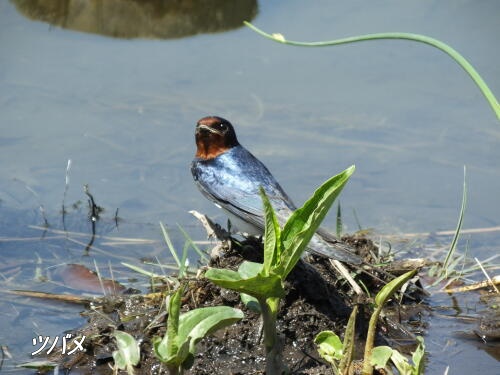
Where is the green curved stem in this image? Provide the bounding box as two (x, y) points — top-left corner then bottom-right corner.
(244, 22), (500, 121)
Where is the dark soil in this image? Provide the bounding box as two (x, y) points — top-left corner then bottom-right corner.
(47, 234), (426, 374)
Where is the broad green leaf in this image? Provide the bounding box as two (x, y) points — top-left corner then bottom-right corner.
(166, 287), (182, 358)
(390, 349), (413, 374)
(238, 261), (263, 278)
(154, 287), (184, 364)
(412, 336), (426, 375)
(155, 302), (243, 369)
(152, 336), (168, 362)
(153, 333), (192, 366)
(173, 339), (191, 367)
(281, 166), (355, 278)
(375, 269), (416, 307)
(314, 331), (344, 364)
(240, 292), (261, 313)
(113, 331), (140, 373)
(259, 187), (283, 275)
(237, 262), (264, 313)
(205, 267), (242, 286)
(177, 306), (244, 357)
(205, 267), (285, 299)
(371, 346), (393, 368)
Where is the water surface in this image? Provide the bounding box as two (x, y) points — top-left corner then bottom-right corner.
(1, 1), (499, 373)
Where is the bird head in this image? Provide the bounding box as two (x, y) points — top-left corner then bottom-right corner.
(194, 116), (239, 159)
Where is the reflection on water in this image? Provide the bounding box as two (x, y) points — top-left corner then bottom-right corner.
(11, 0), (258, 39)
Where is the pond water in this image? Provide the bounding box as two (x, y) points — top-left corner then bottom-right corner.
(1, 0), (499, 374)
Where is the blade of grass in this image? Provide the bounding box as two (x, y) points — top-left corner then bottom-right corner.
(160, 222), (181, 269)
(142, 261), (196, 273)
(122, 262), (170, 279)
(108, 260), (121, 295)
(177, 224), (210, 264)
(352, 208), (363, 232)
(93, 259), (107, 296)
(442, 166), (467, 274)
(179, 240), (190, 278)
(336, 202), (342, 238)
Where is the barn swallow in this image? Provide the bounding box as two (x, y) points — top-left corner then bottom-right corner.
(191, 116), (362, 264)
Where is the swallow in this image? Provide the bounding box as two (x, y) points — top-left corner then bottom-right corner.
(191, 116), (362, 264)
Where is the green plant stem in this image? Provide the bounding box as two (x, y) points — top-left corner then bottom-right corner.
(362, 270), (416, 374)
(166, 365), (181, 375)
(362, 305), (383, 375)
(244, 22), (500, 121)
(259, 297), (284, 375)
(339, 305), (358, 373)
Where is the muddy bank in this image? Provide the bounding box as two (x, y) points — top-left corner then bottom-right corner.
(47, 234), (426, 374)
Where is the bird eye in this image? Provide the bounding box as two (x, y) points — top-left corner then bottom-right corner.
(218, 123), (227, 131)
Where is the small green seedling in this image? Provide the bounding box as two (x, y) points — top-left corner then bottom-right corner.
(153, 286), (243, 375)
(371, 336), (425, 375)
(362, 269), (417, 375)
(315, 306), (358, 375)
(316, 270), (418, 375)
(112, 331), (140, 375)
(206, 166), (355, 374)
(428, 166), (468, 287)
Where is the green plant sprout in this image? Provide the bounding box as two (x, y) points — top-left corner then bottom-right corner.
(157, 222), (209, 280)
(440, 166), (467, 277)
(160, 222), (190, 278)
(314, 306), (358, 375)
(427, 166), (470, 287)
(336, 202), (343, 238)
(153, 286), (244, 375)
(112, 331), (140, 375)
(362, 269), (417, 375)
(315, 269), (417, 375)
(206, 165), (355, 374)
(371, 336), (425, 375)
(244, 22), (500, 121)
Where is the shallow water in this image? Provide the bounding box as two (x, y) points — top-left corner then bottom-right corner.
(1, 0), (499, 373)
